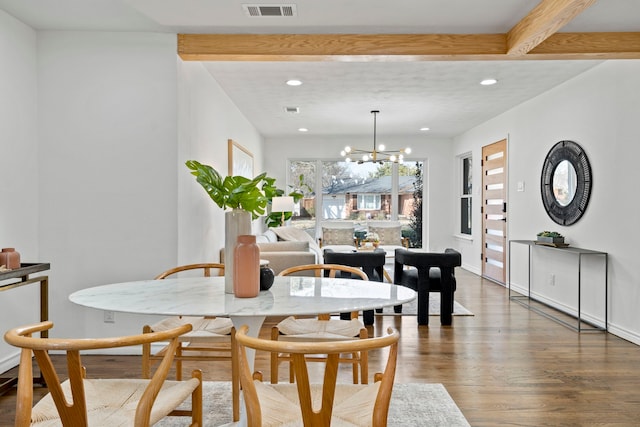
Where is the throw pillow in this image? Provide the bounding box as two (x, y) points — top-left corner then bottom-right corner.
(369, 226), (402, 246)
(322, 227), (355, 246)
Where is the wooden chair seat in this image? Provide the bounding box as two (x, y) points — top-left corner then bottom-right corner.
(30, 377), (200, 426)
(276, 317), (364, 339)
(237, 325), (399, 427)
(142, 263), (239, 422)
(250, 382), (382, 426)
(149, 316), (232, 341)
(273, 264), (370, 384)
(4, 321), (202, 427)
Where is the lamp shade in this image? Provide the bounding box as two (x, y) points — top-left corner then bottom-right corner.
(271, 196), (295, 213)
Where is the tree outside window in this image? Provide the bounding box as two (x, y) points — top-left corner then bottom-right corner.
(460, 155), (472, 235)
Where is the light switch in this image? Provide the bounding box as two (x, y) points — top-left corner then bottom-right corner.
(517, 181), (525, 192)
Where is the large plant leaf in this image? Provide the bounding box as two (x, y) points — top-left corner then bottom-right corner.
(185, 160), (274, 219)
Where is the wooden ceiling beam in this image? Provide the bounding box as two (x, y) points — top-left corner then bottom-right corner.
(530, 32), (640, 59)
(177, 33), (507, 61)
(507, 0), (598, 55)
(177, 32), (640, 61)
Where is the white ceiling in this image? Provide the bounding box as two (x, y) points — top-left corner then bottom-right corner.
(1, 0), (638, 138)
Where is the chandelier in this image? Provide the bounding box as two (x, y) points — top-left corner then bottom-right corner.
(340, 110), (411, 164)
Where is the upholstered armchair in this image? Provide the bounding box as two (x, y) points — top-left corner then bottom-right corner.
(323, 248), (387, 325)
(318, 220), (358, 252)
(393, 248), (462, 325)
(366, 220), (410, 252)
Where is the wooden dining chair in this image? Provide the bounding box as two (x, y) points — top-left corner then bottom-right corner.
(141, 262), (239, 421)
(237, 324), (399, 427)
(4, 321), (202, 426)
(273, 264), (370, 384)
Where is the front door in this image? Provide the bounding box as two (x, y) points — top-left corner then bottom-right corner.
(482, 139), (507, 284)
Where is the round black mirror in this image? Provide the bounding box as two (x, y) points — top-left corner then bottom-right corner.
(541, 140), (592, 226)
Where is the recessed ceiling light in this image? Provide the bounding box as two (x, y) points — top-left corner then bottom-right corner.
(298, 128), (308, 132)
(480, 78), (498, 86)
(420, 127), (430, 131)
(286, 79), (302, 86)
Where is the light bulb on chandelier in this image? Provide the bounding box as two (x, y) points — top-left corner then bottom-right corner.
(340, 110), (411, 164)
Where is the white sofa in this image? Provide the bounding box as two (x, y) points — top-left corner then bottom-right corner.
(255, 227), (322, 274)
(220, 227), (319, 275)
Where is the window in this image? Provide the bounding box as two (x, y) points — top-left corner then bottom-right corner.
(289, 159), (425, 247)
(460, 155), (472, 235)
(287, 161), (316, 236)
(357, 194), (381, 210)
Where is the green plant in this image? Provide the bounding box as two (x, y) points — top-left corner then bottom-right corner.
(537, 231), (564, 238)
(409, 161), (423, 248)
(264, 174), (310, 228)
(186, 160), (278, 220)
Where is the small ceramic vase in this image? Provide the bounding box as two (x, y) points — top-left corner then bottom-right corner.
(260, 266), (275, 291)
(0, 248), (20, 270)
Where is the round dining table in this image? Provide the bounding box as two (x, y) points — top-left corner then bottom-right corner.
(69, 275), (416, 365)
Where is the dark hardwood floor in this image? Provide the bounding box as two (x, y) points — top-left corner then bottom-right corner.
(1, 269), (639, 426)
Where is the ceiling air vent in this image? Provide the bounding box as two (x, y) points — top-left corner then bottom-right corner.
(243, 4), (297, 17)
(285, 107), (300, 114)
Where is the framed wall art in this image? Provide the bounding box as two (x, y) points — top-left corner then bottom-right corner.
(228, 139), (254, 178)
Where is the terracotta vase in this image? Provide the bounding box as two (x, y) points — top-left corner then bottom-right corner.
(0, 248), (20, 270)
(224, 209), (252, 293)
(233, 235), (260, 298)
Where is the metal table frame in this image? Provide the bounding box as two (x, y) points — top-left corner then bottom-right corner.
(508, 240), (607, 332)
(0, 263), (50, 395)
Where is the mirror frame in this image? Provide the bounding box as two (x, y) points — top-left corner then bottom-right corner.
(540, 140), (592, 226)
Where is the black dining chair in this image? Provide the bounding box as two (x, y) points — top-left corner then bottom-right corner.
(323, 248), (387, 325)
(393, 248), (462, 325)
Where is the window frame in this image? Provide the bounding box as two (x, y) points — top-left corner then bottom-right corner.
(356, 193), (382, 211)
(458, 153), (473, 237)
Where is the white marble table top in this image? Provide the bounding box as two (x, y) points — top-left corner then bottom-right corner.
(69, 276), (416, 318)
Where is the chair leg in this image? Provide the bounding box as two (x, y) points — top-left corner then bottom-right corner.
(363, 309), (374, 325)
(175, 344), (183, 381)
(190, 370), (203, 427)
(360, 328), (368, 384)
(289, 358), (295, 383)
(352, 352), (359, 383)
(231, 328), (240, 422)
(142, 325), (152, 379)
(270, 327), (280, 384)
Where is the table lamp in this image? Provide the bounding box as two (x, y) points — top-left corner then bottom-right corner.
(271, 196), (295, 227)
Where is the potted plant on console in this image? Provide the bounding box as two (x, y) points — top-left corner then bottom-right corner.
(536, 231), (565, 246)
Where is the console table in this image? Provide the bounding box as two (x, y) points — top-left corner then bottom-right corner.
(0, 263), (50, 395)
(508, 240), (607, 332)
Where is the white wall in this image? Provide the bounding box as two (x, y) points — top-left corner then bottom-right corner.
(0, 22), (266, 368)
(35, 31), (180, 342)
(177, 61), (264, 267)
(0, 10), (39, 370)
(453, 60), (640, 344)
(263, 135), (455, 251)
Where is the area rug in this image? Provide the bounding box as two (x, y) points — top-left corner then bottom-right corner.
(376, 291), (473, 316)
(156, 381), (470, 426)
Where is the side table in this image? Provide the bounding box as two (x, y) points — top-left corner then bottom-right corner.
(0, 263), (50, 395)
(508, 240), (607, 332)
